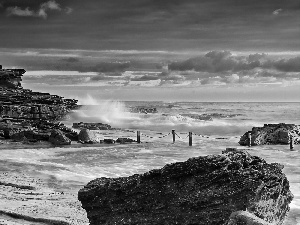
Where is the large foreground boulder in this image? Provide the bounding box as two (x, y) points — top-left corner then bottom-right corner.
(78, 149), (293, 225)
(239, 123), (300, 146)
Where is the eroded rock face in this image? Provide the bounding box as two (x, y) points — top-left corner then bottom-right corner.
(78, 149), (293, 225)
(0, 65), (79, 144)
(239, 123), (300, 146)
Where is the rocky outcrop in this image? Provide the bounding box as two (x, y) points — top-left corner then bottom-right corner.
(0, 65), (78, 121)
(0, 66), (25, 88)
(239, 123), (300, 146)
(49, 129), (71, 145)
(78, 149), (293, 225)
(0, 65), (79, 145)
(115, 137), (135, 143)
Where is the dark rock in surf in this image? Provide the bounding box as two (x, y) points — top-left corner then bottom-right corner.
(116, 137), (135, 144)
(103, 139), (115, 144)
(78, 149), (293, 225)
(239, 123), (300, 146)
(49, 129), (71, 145)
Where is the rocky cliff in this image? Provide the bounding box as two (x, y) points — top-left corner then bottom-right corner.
(239, 123), (300, 146)
(78, 149), (293, 225)
(0, 65), (78, 143)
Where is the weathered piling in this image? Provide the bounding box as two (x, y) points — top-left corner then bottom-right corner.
(189, 132), (192, 146)
(290, 136), (294, 150)
(137, 131), (141, 143)
(247, 132), (252, 147)
(172, 130), (175, 143)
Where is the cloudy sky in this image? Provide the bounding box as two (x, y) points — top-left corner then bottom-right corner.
(0, 0), (299, 101)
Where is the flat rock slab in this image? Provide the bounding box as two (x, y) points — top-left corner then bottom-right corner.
(78, 149), (293, 225)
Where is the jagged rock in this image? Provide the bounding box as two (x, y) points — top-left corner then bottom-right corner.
(49, 129), (71, 145)
(78, 129), (104, 143)
(78, 149), (293, 225)
(116, 137), (135, 143)
(3, 127), (21, 139)
(239, 123), (300, 146)
(227, 211), (272, 225)
(11, 130), (51, 141)
(0, 65), (79, 145)
(65, 132), (79, 141)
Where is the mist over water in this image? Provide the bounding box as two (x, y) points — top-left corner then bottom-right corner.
(67, 95), (140, 128)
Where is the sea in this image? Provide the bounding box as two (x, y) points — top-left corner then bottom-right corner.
(1, 101), (300, 224)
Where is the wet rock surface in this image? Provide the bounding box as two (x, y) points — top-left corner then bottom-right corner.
(78, 149), (293, 225)
(239, 123), (300, 146)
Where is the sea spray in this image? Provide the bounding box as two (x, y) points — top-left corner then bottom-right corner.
(65, 96), (263, 136)
(66, 95), (140, 128)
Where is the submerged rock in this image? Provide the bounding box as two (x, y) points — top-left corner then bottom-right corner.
(78, 149), (293, 225)
(239, 123), (300, 146)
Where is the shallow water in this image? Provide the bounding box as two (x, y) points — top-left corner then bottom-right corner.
(1, 102), (300, 224)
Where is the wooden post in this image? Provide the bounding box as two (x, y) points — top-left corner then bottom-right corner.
(137, 131), (140, 143)
(290, 136), (294, 150)
(172, 130), (175, 143)
(189, 132), (192, 146)
(247, 132), (252, 147)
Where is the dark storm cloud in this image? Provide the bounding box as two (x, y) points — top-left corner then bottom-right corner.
(168, 51), (262, 73)
(169, 51), (300, 73)
(167, 51), (300, 86)
(265, 57), (300, 72)
(4, 0), (71, 19)
(0, 0), (299, 51)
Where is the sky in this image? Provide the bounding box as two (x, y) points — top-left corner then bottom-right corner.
(0, 0), (299, 102)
